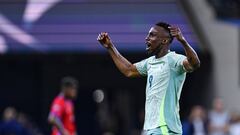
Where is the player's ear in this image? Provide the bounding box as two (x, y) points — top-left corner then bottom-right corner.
(161, 39), (169, 44)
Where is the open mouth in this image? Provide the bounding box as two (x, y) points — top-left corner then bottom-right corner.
(146, 42), (151, 51)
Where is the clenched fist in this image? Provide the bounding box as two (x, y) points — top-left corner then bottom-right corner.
(97, 32), (113, 49)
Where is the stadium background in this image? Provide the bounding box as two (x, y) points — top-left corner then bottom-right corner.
(0, 0), (239, 135)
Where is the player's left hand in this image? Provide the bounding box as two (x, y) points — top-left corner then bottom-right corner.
(169, 26), (185, 42)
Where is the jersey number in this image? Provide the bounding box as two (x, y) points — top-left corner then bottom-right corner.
(149, 75), (153, 88)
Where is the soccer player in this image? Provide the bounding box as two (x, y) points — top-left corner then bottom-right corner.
(97, 22), (200, 135)
(48, 77), (78, 135)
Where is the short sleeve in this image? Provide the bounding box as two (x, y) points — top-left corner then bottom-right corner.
(134, 58), (148, 76)
(50, 98), (64, 117)
(173, 54), (187, 74)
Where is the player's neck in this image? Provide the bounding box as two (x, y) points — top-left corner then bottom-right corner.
(155, 47), (169, 58)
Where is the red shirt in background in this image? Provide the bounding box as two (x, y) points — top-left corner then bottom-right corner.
(50, 94), (76, 135)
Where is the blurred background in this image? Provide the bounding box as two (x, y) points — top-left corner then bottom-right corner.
(0, 0), (239, 135)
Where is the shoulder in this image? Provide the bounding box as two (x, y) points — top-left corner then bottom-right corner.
(53, 95), (65, 105)
(208, 110), (216, 117)
(50, 96), (66, 112)
(167, 51), (185, 59)
(167, 52), (186, 65)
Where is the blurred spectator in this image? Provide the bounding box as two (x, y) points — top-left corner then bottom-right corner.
(189, 105), (208, 135)
(208, 98), (230, 135)
(182, 105), (208, 135)
(0, 107), (31, 135)
(17, 112), (43, 135)
(229, 111), (240, 135)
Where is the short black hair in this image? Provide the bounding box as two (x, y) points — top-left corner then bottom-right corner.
(155, 22), (173, 43)
(61, 76), (78, 90)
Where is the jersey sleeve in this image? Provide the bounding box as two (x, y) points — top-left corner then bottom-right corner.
(173, 54), (187, 74)
(134, 58), (148, 76)
(50, 98), (64, 117)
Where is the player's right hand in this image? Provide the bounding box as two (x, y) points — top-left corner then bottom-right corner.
(97, 32), (112, 49)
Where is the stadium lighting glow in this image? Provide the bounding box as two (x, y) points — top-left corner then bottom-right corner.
(23, 0), (62, 23)
(0, 14), (38, 46)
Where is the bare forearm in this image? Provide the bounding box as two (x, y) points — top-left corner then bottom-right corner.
(49, 116), (65, 134)
(107, 44), (134, 77)
(180, 38), (200, 69)
(97, 32), (139, 77)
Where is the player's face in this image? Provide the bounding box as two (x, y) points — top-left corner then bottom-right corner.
(65, 87), (77, 99)
(145, 26), (170, 55)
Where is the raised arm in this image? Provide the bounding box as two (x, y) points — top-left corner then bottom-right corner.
(97, 32), (140, 78)
(169, 27), (200, 72)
